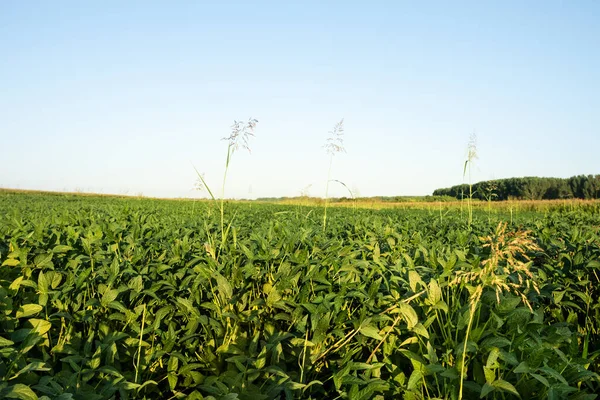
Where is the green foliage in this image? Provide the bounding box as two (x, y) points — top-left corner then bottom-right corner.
(0, 192), (599, 399)
(434, 174), (600, 201)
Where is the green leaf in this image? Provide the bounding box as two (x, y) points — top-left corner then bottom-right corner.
(266, 287), (281, 307)
(10, 361), (50, 380)
(407, 368), (423, 390)
(399, 302), (419, 330)
(52, 245), (72, 253)
(539, 366), (569, 386)
(408, 270), (423, 293)
(428, 279), (442, 304)
(530, 373), (550, 388)
(50, 272), (62, 289)
(101, 289), (119, 307)
(486, 347), (500, 369)
(411, 323), (429, 339)
(0, 336), (14, 347)
(359, 325), (382, 340)
(128, 276), (143, 293)
(2, 383), (38, 400)
(89, 347), (102, 369)
(480, 383), (494, 398)
(16, 304), (43, 319)
(38, 270), (49, 291)
(9, 276), (24, 291)
(28, 319), (52, 336)
(492, 380), (520, 398)
(215, 273), (232, 302)
(168, 354), (179, 373)
(514, 362), (529, 374)
(483, 366), (495, 384)
(34, 253), (53, 268)
(2, 258), (20, 267)
(586, 260), (600, 269)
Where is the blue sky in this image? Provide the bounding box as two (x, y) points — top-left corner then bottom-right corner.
(1, 1), (598, 198)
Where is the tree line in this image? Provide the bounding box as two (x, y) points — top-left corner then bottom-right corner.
(433, 175), (600, 201)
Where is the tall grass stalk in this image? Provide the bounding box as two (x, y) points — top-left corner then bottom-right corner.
(194, 118), (257, 247)
(323, 119), (345, 231)
(463, 133), (478, 227)
(330, 179), (357, 214)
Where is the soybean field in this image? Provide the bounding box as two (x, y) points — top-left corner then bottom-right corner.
(1, 192), (599, 399)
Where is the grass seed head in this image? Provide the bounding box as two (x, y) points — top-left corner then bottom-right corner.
(466, 132), (478, 163)
(324, 119), (345, 156)
(222, 118), (258, 154)
(451, 222), (541, 310)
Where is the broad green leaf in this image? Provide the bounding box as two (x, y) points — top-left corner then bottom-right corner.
(539, 366), (569, 386)
(16, 304), (43, 319)
(9, 276), (24, 291)
(408, 270), (423, 293)
(10, 361), (50, 380)
(101, 289), (119, 307)
(491, 380), (520, 398)
(411, 323), (429, 339)
(360, 325), (382, 340)
(266, 287), (281, 307)
(530, 373), (550, 388)
(89, 347), (102, 369)
(407, 368), (423, 390)
(2, 383), (38, 400)
(483, 366), (495, 384)
(486, 347), (500, 369)
(480, 383), (494, 398)
(399, 302), (419, 330)
(215, 273), (232, 301)
(28, 319), (52, 336)
(34, 253), (53, 268)
(428, 279), (442, 304)
(514, 362), (529, 373)
(52, 245), (72, 253)
(2, 258), (20, 267)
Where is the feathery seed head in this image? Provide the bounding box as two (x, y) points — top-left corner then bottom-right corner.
(324, 119), (345, 156)
(222, 118), (258, 154)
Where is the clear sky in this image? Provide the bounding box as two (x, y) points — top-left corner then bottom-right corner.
(1, 1), (598, 199)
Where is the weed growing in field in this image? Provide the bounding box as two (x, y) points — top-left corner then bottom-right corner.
(194, 118), (258, 249)
(463, 133), (478, 227)
(323, 119), (345, 231)
(452, 222), (541, 399)
(482, 181), (498, 223)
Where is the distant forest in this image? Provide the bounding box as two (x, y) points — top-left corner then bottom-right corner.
(433, 175), (600, 201)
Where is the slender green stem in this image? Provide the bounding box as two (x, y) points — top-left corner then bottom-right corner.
(135, 303), (147, 383)
(220, 145), (232, 246)
(459, 300), (478, 400)
(323, 155), (333, 232)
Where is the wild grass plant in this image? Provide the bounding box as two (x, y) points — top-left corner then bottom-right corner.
(451, 222), (541, 399)
(193, 118), (258, 252)
(323, 119), (345, 231)
(463, 133), (478, 227)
